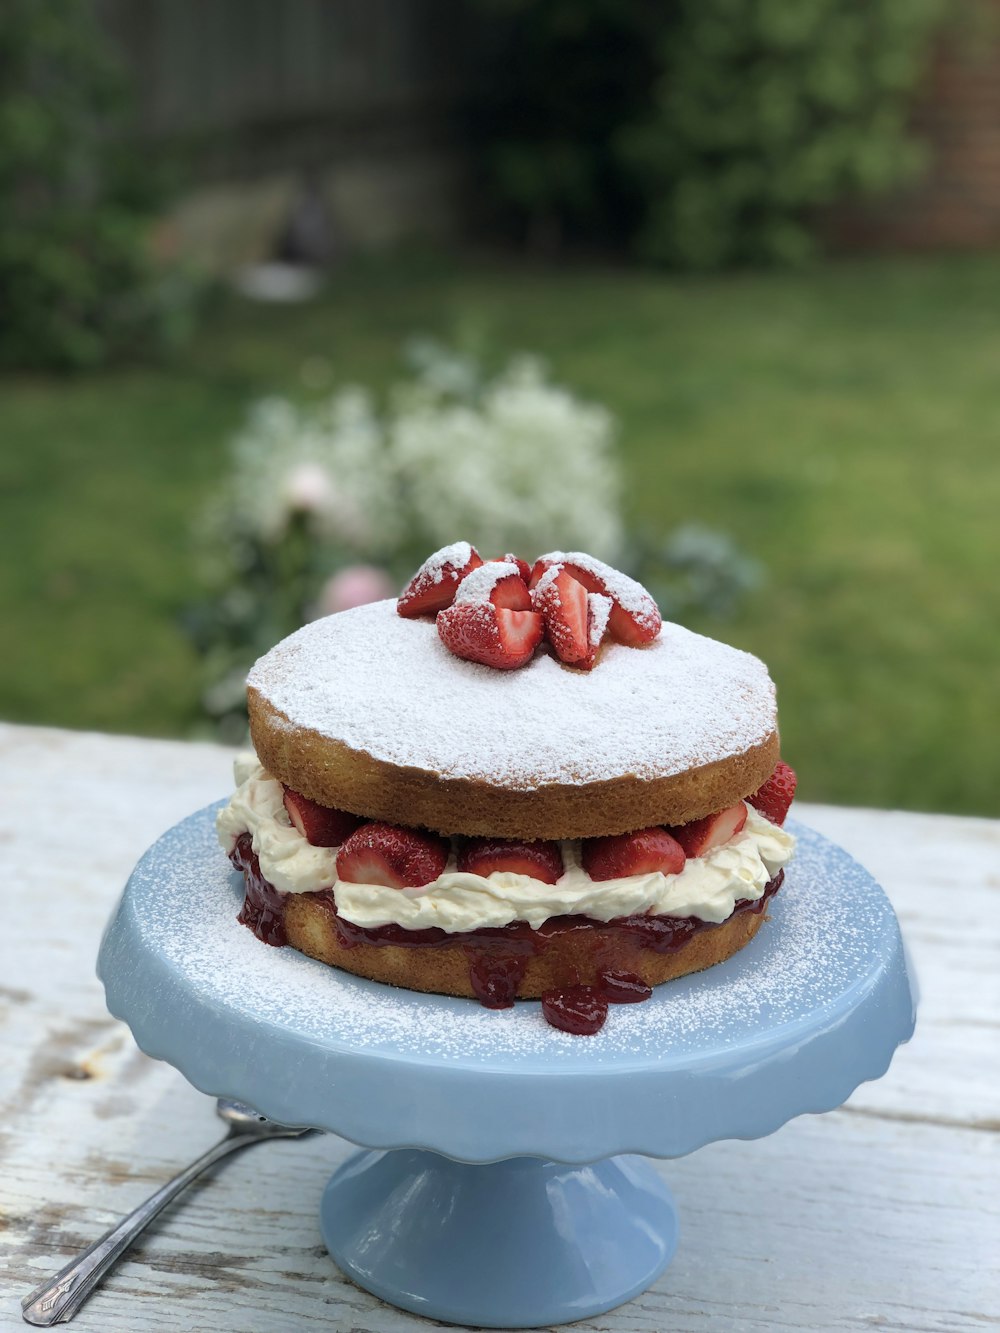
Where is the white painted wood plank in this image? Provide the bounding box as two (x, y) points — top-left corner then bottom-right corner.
(5, 1070), (997, 1332)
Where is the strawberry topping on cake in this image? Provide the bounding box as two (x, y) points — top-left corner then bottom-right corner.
(582, 828), (686, 881)
(397, 542), (483, 618)
(458, 838), (564, 884)
(397, 543), (662, 672)
(336, 822), (449, 889)
(748, 761), (798, 826)
(282, 788), (361, 847)
(667, 803), (748, 858)
(531, 565), (591, 666)
(529, 551), (662, 646)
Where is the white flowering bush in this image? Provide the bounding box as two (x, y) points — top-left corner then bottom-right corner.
(186, 342), (624, 735)
(186, 340), (757, 738)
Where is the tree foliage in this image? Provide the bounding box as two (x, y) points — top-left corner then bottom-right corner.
(475, 0), (945, 267)
(0, 0), (189, 369)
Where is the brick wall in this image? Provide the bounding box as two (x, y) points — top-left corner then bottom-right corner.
(834, 4), (1000, 251)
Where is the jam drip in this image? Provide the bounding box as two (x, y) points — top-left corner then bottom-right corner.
(231, 834), (287, 947)
(229, 835), (784, 1034)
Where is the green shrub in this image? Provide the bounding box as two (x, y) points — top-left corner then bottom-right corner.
(474, 0), (945, 267)
(623, 0), (944, 268)
(0, 0), (191, 370)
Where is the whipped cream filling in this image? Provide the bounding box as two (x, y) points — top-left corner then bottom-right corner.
(217, 760), (795, 934)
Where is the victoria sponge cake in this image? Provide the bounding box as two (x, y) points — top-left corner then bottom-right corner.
(218, 545), (797, 1034)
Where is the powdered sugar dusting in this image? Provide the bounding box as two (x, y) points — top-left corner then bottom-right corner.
(417, 540), (474, 587)
(588, 593), (612, 647)
(453, 561), (520, 604)
(133, 811), (896, 1065)
(532, 564), (561, 600)
(248, 599), (776, 788)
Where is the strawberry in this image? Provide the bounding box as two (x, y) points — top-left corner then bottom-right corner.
(397, 542), (483, 618)
(495, 552), (532, 583)
(282, 788), (361, 847)
(436, 601), (544, 670)
(582, 827), (686, 881)
(490, 572), (532, 610)
(667, 803), (747, 858)
(530, 552), (661, 646)
(531, 565), (589, 664)
(747, 760), (798, 826)
(335, 822), (449, 888)
(457, 837), (564, 884)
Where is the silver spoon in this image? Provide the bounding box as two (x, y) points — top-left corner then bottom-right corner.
(22, 1098), (315, 1326)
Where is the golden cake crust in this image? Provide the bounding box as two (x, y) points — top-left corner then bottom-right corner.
(282, 889), (771, 999)
(249, 687), (780, 838)
(246, 599), (781, 839)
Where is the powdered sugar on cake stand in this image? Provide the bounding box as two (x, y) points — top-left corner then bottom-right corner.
(247, 600), (777, 786)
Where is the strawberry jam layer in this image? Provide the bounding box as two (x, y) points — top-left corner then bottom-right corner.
(230, 833), (783, 1034)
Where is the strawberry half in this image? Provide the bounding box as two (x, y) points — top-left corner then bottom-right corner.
(458, 837), (564, 884)
(530, 552), (661, 646)
(747, 761), (798, 826)
(582, 828), (686, 881)
(531, 565), (589, 664)
(282, 788), (361, 847)
(436, 601), (543, 670)
(667, 803), (747, 858)
(335, 822), (449, 888)
(397, 542), (483, 618)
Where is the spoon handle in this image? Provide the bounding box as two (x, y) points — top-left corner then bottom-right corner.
(21, 1133), (252, 1326)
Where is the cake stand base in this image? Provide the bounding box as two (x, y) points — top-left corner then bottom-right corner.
(320, 1148), (677, 1329)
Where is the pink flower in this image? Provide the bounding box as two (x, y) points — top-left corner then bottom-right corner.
(317, 565), (395, 616)
(283, 462), (335, 514)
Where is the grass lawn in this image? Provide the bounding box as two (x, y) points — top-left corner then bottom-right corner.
(2, 252), (998, 816)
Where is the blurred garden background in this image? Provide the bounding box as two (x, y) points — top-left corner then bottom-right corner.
(1, 0), (998, 816)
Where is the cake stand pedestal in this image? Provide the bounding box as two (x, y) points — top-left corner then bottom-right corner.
(98, 808), (915, 1330)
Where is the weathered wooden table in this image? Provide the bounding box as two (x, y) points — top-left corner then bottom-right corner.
(2, 722), (997, 1332)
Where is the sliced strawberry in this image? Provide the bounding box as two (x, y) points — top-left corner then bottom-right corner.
(576, 593), (613, 672)
(282, 788), (361, 847)
(530, 552), (661, 646)
(436, 601), (544, 670)
(529, 555), (601, 594)
(457, 837), (564, 884)
(488, 571), (533, 610)
(335, 822), (449, 888)
(667, 803), (748, 858)
(397, 542), (483, 618)
(747, 761), (798, 826)
(531, 565), (589, 664)
(582, 827), (686, 881)
(495, 552), (532, 583)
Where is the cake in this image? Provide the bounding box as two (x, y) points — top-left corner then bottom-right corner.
(217, 544), (797, 1034)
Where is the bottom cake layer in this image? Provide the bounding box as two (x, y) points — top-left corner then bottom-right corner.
(231, 834), (783, 1031)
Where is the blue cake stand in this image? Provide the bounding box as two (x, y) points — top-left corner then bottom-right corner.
(98, 806), (915, 1329)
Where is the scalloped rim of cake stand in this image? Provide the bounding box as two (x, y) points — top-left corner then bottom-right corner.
(97, 806), (916, 1165)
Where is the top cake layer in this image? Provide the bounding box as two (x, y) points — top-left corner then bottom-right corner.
(247, 599), (780, 839)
